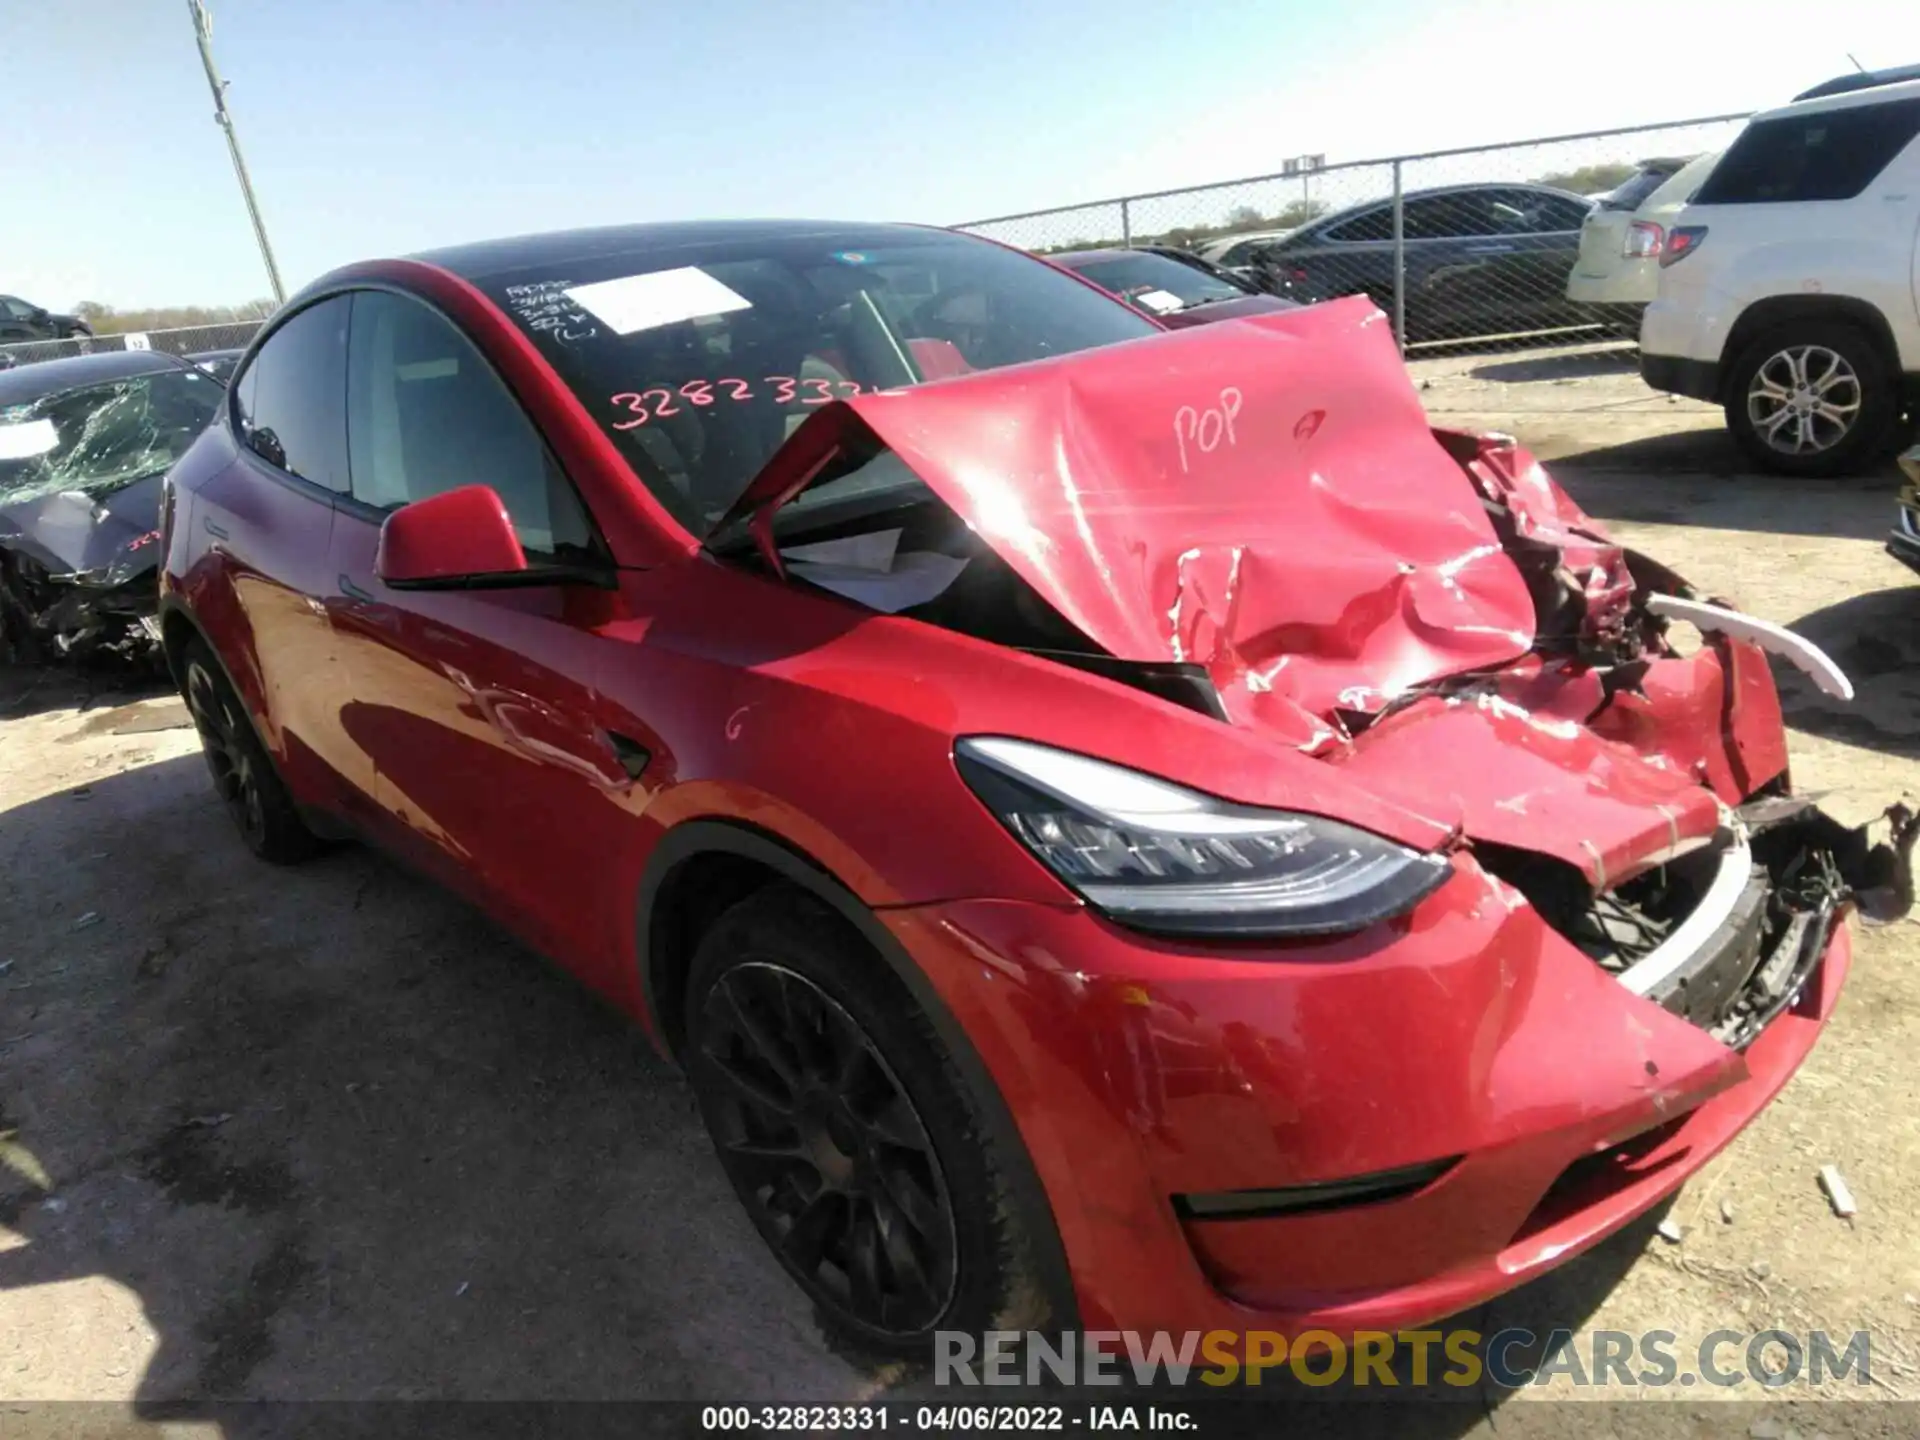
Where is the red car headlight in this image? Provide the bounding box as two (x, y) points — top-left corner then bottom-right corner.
(955, 737), (1450, 938)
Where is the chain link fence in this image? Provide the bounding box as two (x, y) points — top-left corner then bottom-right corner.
(0, 319), (264, 372)
(959, 113), (1749, 354)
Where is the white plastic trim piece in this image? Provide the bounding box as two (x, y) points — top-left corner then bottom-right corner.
(1647, 593), (1854, 701)
(1617, 831), (1754, 999)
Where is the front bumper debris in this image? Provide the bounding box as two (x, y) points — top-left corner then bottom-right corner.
(1615, 797), (1914, 1049)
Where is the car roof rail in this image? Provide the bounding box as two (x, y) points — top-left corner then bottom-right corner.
(1793, 62), (1920, 101)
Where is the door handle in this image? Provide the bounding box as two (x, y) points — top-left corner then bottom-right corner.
(203, 518), (230, 540)
(338, 574), (375, 603)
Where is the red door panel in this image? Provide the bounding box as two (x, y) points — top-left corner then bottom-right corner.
(187, 460), (352, 814)
(327, 509), (645, 1000)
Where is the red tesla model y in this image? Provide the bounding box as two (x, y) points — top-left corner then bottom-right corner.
(157, 220), (1912, 1355)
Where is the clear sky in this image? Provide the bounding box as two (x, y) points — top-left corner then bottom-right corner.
(5, 0), (1913, 309)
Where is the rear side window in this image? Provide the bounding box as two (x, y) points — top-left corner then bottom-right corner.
(233, 296), (351, 493)
(1695, 98), (1920, 203)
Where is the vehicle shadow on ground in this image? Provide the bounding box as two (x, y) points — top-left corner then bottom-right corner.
(0, 754), (1687, 1435)
(1465, 345), (1638, 385)
(0, 661), (172, 722)
(1549, 436), (1904, 542)
(1774, 585), (1920, 762)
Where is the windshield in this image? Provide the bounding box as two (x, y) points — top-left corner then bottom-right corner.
(481, 229), (1159, 537)
(1064, 252), (1246, 315)
(0, 367), (222, 508)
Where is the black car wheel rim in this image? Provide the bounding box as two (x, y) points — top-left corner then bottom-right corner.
(185, 661), (265, 846)
(693, 962), (958, 1336)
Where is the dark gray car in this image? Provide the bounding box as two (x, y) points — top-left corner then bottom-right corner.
(1250, 183), (1597, 344)
(0, 349), (225, 663)
(0, 294), (93, 343)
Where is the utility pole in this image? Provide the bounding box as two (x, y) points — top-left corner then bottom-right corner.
(186, 0), (285, 304)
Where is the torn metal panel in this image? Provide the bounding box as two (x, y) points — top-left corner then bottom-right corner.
(1333, 686), (1724, 889)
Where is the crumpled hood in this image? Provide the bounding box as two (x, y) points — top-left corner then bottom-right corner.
(728, 297), (1728, 885)
(0, 472), (162, 575)
(838, 297), (1537, 731)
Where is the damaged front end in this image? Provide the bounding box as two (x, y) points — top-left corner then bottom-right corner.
(0, 523), (164, 666)
(0, 472), (166, 667)
(1482, 794), (1915, 1051)
(1430, 424), (1915, 1043)
(708, 296), (1912, 1045)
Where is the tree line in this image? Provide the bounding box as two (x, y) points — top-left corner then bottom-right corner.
(72, 299), (277, 335)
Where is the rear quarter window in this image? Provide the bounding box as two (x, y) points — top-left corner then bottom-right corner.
(1695, 97), (1920, 203)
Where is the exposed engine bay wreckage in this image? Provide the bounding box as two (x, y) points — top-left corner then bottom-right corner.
(715, 295), (1915, 1049)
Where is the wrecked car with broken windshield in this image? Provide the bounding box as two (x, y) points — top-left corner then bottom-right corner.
(0, 349), (223, 665)
(157, 221), (1914, 1357)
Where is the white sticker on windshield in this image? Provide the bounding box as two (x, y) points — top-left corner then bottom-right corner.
(1133, 289), (1185, 314)
(0, 417), (58, 461)
(564, 268), (752, 337)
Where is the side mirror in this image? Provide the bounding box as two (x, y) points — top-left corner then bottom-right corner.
(376, 485), (530, 590)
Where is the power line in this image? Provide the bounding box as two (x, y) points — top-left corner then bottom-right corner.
(186, 0), (285, 305)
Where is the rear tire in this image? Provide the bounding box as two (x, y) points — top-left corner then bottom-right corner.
(1723, 320), (1899, 478)
(180, 638), (323, 864)
(684, 883), (1051, 1358)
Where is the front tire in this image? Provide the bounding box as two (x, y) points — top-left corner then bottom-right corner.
(180, 639), (322, 864)
(1723, 321), (1898, 478)
(684, 884), (1050, 1357)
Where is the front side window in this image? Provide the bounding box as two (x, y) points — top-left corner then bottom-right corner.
(344, 290), (598, 564)
(1696, 98), (1920, 204)
(0, 367), (224, 507)
(1, 297), (37, 320)
(1065, 251), (1248, 316)
(478, 228), (1159, 537)
(234, 296), (351, 493)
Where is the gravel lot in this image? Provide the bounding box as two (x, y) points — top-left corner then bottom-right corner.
(2, 343), (1916, 1436)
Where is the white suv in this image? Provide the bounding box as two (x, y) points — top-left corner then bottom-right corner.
(1640, 72), (1920, 477)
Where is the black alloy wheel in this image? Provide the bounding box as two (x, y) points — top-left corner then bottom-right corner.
(185, 655), (268, 848)
(692, 959), (959, 1338)
(180, 639), (321, 863)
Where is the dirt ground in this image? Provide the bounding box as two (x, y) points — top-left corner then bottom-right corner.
(2, 343), (1917, 1436)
